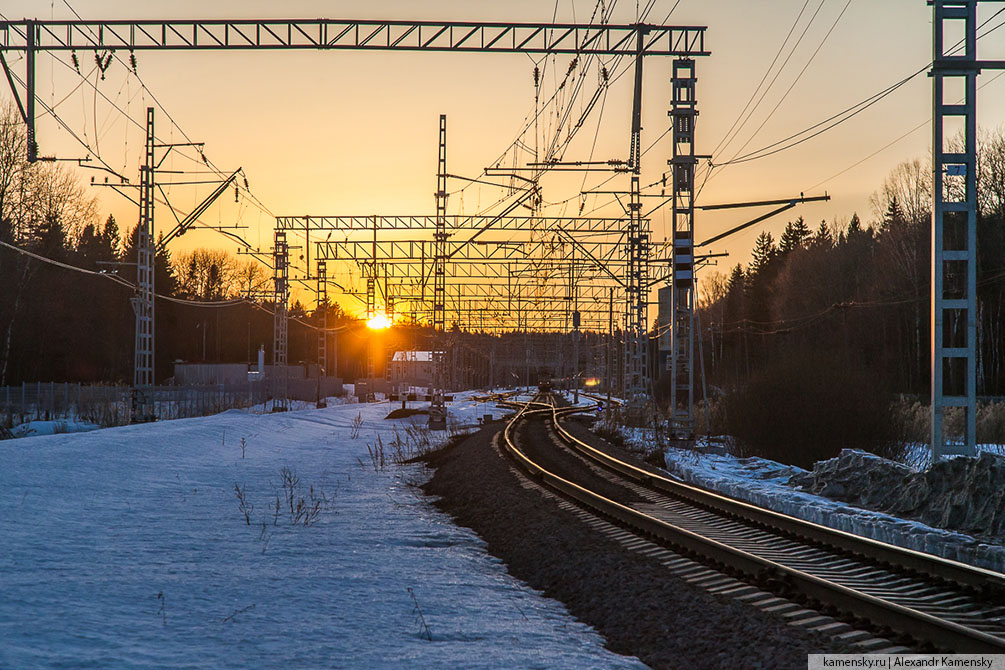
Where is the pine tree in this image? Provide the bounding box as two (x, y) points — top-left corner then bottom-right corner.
(101, 215), (120, 260)
(75, 223), (103, 269)
(289, 299), (308, 319)
(748, 231), (777, 279)
(33, 212), (68, 260)
(778, 217), (811, 255)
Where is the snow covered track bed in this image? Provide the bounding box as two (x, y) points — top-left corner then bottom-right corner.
(501, 394), (1005, 654)
(0, 395), (647, 669)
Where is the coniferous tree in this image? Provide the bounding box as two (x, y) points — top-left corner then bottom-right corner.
(778, 217), (811, 256)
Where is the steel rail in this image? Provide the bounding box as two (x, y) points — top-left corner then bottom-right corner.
(548, 404), (1005, 595)
(498, 397), (1005, 653)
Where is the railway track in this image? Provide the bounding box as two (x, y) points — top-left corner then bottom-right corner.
(500, 393), (1005, 653)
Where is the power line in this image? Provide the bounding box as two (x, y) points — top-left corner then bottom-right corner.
(722, 0), (853, 165)
(712, 0), (817, 160)
(714, 5), (1005, 169)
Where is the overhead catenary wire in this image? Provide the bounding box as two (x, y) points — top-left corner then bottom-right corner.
(710, 0), (813, 159)
(721, 0), (853, 166)
(713, 5), (1005, 170)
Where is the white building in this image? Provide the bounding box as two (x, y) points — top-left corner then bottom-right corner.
(389, 351), (433, 388)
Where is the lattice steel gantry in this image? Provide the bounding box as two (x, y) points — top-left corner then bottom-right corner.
(429, 114), (449, 430)
(929, 0), (1005, 460)
(624, 29), (649, 402)
(129, 106), (155, 422)
(669, 58), (698, 438)
(272, 230), (290, 411)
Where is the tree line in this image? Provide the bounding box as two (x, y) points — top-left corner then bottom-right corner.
(0, 101), (386, 386)
(698, 128), (1005, 398)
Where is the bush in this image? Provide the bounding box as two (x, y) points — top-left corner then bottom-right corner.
(724, 349), (897, 469)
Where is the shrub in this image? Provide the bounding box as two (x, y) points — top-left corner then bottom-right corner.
(724, 348), (897, 469)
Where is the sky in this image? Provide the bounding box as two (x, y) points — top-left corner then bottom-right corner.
(3, 0), (1005, 314)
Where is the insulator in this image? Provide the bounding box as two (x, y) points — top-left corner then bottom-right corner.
(71, 51), (80, 73)
(533, 65), (540, 88)
(129, 51), (137, 73)
(243, 177), (249, 188)
(567, 58), (578, 75)
(200, 153), (208, 164)
(601, 66), (608, 82)
(234, 185), (239, 203)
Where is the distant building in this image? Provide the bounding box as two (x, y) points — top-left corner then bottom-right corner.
(389, 351), (433, 388)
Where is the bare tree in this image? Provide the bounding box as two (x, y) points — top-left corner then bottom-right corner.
(870, 158), (932, 227)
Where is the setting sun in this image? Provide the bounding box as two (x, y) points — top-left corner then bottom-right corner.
(366, 314), (391, 330)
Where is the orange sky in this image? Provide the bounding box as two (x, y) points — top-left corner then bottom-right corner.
(4, 0), (1005, 319)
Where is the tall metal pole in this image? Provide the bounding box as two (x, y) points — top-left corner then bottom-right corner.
(625, 27), (650, 403)
(272, 229), (289, 411)
(572, 260), (580, 403)
(130, 107), (155, 422)
(607, 287), (613, 406)
(930, 0), (978, 460)
(429, 114), (448, 429)
(669, 58), (698, 440)
(316, 258), (328, 408)
(25, 20), (36, 163)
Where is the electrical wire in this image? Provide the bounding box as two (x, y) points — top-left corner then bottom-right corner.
(714, 5), (1005, 169)
(722, 0), (853, 165)
(710, 0), (812, 159)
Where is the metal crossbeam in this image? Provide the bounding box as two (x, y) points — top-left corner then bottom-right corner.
(312, 239), (628, 263)
(277, 215), (631, 233)
(0, 19), (707, 55)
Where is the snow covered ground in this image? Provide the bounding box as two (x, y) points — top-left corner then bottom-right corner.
(0, 391), (644, 669)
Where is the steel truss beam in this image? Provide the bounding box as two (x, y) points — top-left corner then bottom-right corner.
(277, 215), (632, 233)
(0, 20), (707, 55)
(312, 239), (629, 263)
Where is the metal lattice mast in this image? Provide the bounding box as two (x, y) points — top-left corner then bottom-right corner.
(669, 58), (698, 439)
(624, 30), (650, 401)
(929, 0), (1005, 458)
(429, 114), (448, 429)
(132, 107), (155, 389)
(317, 258), (328, 373)
(272, 229), (289, 410)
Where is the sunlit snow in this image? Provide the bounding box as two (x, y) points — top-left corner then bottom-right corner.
(0, 392), (644, 669)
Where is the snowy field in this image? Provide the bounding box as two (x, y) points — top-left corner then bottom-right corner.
(0, 391), (644, 669)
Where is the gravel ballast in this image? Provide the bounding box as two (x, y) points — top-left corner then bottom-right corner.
(421, 423), (855, 669)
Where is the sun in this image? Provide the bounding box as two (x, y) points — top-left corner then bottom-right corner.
(366, 314), (391, 330)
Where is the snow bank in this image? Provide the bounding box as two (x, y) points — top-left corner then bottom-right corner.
(608, 430), (1005, 574)
(0, 391), (643, 669)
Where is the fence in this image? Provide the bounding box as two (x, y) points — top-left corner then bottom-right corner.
(0, 378), (345, 430)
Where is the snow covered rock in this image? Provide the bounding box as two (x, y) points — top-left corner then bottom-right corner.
(790, 449), (1005, 544)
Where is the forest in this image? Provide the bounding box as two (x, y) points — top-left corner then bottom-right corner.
(0, 101), (425, 386)
(692, 129), (1005, 462)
